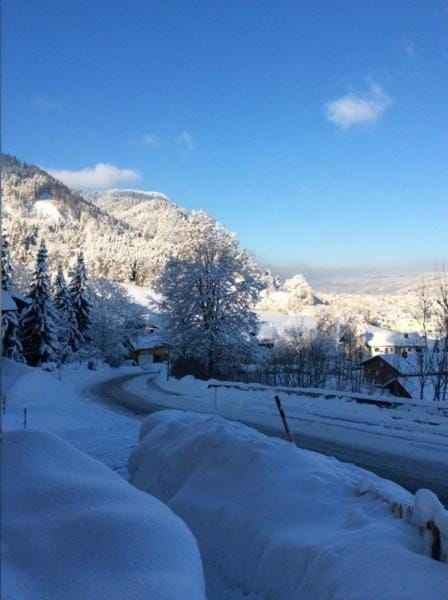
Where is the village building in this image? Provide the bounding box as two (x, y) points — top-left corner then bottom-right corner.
(129, 324), (170, 366)
(340, 324), (426, 357)
(364, 325), (426, 356)
(360, 353), (448, 400)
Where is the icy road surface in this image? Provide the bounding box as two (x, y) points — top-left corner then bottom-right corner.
(90, 373), (448, 505)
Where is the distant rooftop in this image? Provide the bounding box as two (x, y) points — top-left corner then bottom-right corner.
(364, 325), (425, 348)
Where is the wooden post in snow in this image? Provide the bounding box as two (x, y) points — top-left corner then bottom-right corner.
(274, 396), (295, 444)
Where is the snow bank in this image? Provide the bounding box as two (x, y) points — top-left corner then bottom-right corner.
(1, 429), (205, 600)
(129, 411), (448, 599)
(1, 359), (90, 431)
(1, 358), (143, 476)
(1, 358), (136, 433)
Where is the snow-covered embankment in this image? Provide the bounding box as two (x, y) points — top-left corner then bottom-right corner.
(128, 410), (448, 599)
(1, 429), (205, 600)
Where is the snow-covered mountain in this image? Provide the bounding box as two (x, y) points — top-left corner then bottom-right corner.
(82, 189), (188, 245)
(2, 155), (208, 287)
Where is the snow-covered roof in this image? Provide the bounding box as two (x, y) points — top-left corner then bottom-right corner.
(130, 333), (170, 351)
(363, 352), (446, 376)
(376, 353), (425, 374)
(386, 377), (437, 402)
(1, 290), (17, 311)
(364, 325), (425, 348)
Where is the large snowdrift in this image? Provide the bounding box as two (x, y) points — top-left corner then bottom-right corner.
(128, 411), (448, 599)
(1, 429), (205, 600)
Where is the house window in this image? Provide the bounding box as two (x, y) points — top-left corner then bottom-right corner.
(375, 348), (380, 352)
(404, 333), (409, 339)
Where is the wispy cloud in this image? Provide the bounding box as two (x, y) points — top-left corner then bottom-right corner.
(130, 133), (160, 147)
(141, 133), (159, 147)
(48, 163), (141, 190)
(324, 84), (392, 129)
(176, 130), (194, 150)
(31, 95), (63, 111)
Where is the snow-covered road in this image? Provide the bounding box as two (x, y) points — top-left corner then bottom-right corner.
(90, 372), (448, 505)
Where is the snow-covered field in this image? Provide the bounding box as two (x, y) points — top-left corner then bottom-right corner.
(129, 410), (448, 599)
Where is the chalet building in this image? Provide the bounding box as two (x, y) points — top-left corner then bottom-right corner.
(129, 324), (170, 366)
(365, 325), (425, 356)
(360, 353), (448, 400)
(340, 324), (426, 358)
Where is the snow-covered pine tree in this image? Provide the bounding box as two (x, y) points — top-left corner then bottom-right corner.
(53, 263), (81, 358)
(69, 251), (92, 341)
(1, 234), (24, 361)
(20, 240), (60, 365)
(2, 234), (13, 291)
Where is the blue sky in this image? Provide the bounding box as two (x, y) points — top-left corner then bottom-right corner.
(2, 0), (447, 274)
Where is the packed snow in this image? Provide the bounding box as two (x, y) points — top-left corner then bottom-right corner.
(128, 410), (448, 599)
(2, 429), (205, 600)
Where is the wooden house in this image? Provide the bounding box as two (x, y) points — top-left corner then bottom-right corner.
(360, 353), (447, 400)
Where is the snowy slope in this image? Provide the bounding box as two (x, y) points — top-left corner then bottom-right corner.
(2, 429), (205, 600)
(33, 198), (65, 222)
(129, 411), (448, 599)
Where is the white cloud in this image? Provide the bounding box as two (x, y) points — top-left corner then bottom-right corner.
(177, 130), (194, 150)
(324, 84), (392, 129)
(48, 163), (141, 190)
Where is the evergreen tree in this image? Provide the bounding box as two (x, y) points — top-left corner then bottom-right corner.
(1, 234), (24, 361)
(20, 240), (60, 365)
(53, 263), (81, 357)
(69, 251), (92, 341)
(2, 234), (13, 291)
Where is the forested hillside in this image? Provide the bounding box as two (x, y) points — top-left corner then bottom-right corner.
(2, 155), (209, 287)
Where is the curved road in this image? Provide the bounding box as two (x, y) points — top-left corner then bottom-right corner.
(90, 373), (448, 506)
